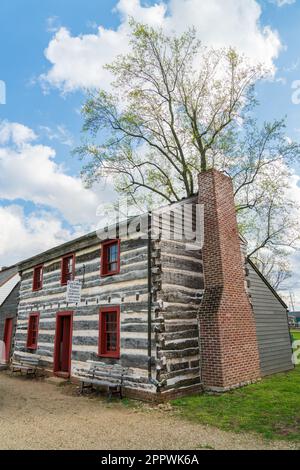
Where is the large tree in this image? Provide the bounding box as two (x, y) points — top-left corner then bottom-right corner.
(75, 21), (300, 287)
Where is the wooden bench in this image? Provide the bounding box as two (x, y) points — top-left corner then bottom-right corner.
(74, 361), (128, 399)
(11, 355), (40, 377)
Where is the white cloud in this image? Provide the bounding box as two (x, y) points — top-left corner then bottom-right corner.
(41, 0), (282, 93)
(270, 0), (295, 7)
(289, 253), (300, 309)
(278, 171), (300, 309)
(280, 251), (300, 310)
(0, 205), (85, 266)
(286, 171), (300, 220)
(0, 120), (115, 225)
(46, 16), (61, 33)
(0, 120), (118, 266)
(0, 122), (37, 146)
(38, 124), (74, 147)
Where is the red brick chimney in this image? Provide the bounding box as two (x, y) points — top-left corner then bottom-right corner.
(198, 169), (261, 391)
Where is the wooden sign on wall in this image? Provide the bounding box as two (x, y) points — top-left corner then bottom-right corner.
(66, 280), (82, 303)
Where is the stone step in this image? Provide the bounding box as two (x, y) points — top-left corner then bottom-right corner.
(45, 376), (68, 386)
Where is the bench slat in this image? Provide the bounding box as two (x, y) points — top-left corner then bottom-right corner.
(93, 371), (125, 379)
(20, 361), (39, 365)
(80, 379), (120, 388)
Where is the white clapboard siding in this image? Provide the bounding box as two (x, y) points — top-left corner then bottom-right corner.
(0, 273), (20, 307)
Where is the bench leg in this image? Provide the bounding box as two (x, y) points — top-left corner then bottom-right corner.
(80, 382), (93, 394)
(24, 369), (36, 378)
(106, 386), (122, 400)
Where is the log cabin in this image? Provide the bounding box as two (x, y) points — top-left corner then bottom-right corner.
(11, 170), (293, 399)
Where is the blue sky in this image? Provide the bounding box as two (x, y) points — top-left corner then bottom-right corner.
(0, 0), (299, 307)
(0, 0), (117, 171)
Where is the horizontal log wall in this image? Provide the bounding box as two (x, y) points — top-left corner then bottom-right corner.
(14, 231), (156, 393)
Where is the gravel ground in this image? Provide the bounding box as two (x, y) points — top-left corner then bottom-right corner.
(0, 372), (296, 450)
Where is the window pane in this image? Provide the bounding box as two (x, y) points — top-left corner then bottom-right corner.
(34, 267), (42, 289)
(28, 315), (38, 348)
(107, 243), (118, 272)
(32, 331), (36, 345)
(108, 244), (118, 263)
(67, 257), (73, 277)
(108, 261), (117, 272)
(63, 256), (74, 282)
(102, 241), (119, 275)
(104, 312), (117, 353)
(107, 333), (117, 351)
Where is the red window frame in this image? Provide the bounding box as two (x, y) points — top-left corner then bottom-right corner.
(100, 239), (120, 277)
(98, 306), (120, 358)
(27, 312), (40, 350)
(61, 253), (76, 286)
(32, 265), (43, 291)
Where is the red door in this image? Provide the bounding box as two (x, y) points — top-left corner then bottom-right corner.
(53, 312), (73, 377)
(3, 318), (13, 363)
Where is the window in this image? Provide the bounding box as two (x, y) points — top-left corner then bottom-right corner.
(27, 313), (40, 350)
(101, 240), (120, 276)
(61, 254), (75, 286)
(99, 306), (120, 358)
(32, 265), (43, 291)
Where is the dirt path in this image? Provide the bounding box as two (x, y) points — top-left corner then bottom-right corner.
(0, 372), (296, 450)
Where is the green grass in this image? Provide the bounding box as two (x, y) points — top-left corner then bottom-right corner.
(172, 366), (300, 442)
(291, 329), (300, 342)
